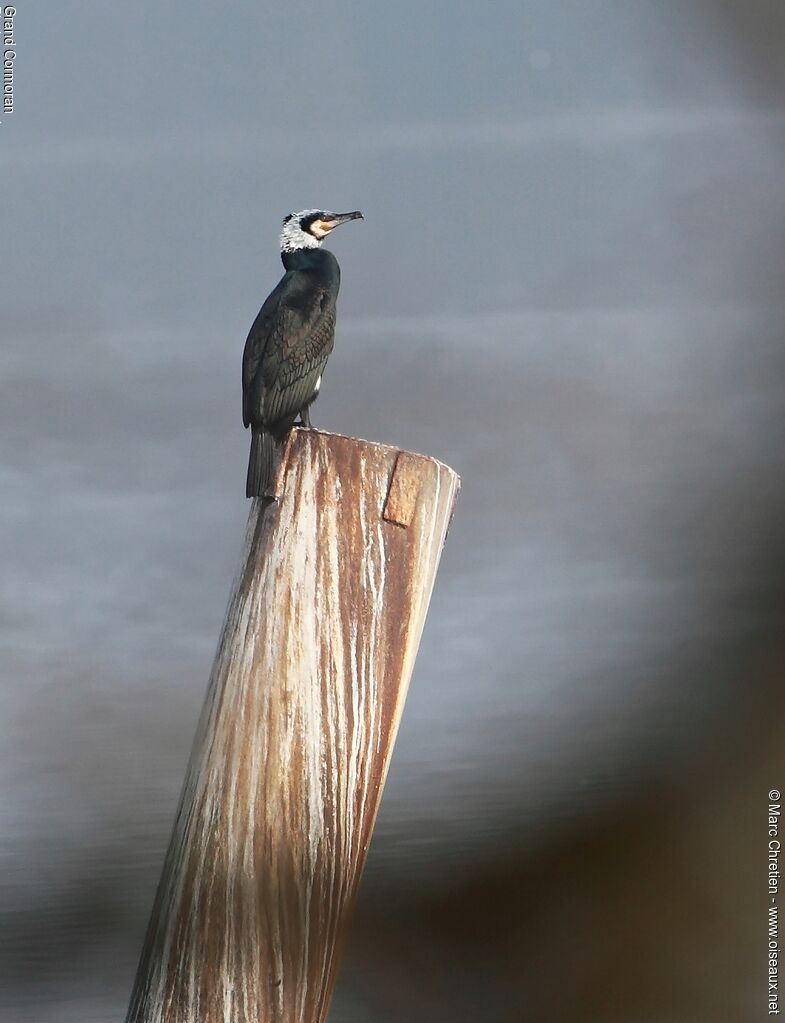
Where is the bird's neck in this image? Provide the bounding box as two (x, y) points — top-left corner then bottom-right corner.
(281, 247), (340, 283)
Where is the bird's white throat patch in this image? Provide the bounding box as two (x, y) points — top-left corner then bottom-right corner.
(280, 210), (323, 253)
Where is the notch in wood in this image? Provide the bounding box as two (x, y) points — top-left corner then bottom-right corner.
(383, 451), (422, 527)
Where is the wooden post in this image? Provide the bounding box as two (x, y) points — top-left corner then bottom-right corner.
(126, 429), (459, 1023)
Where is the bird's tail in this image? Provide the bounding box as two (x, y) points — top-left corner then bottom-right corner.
(246, 426), (276, 498)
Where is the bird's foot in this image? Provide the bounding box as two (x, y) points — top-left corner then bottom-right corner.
(299, 408), (313, 429)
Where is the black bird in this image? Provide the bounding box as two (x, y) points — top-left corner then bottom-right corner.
(242, 208), (364, 498)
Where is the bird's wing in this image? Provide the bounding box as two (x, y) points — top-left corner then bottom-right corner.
(242, 283), (284, 428)
(243, 277), (336, 429)
(260, 292), (335, 425)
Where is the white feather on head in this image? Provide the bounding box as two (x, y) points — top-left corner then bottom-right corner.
(280, 210), (324, 253)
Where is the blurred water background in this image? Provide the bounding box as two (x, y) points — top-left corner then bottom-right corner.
(2, 3), (785, 1020)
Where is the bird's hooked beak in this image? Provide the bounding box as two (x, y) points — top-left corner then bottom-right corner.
(327, 211), (364, 230)
(307, 211), (364, 240)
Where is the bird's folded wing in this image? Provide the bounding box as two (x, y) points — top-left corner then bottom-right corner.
(242, 283), (335, 428)
(242, 285), (283, 427)
(261, 299), (336, 423)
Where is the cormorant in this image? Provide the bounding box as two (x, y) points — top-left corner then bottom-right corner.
(242, 208), (364, 498)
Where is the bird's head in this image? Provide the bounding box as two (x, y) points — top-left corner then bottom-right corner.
(280, 209), (364, 253)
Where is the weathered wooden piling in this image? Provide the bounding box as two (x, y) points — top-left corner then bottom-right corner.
(126, 429), (459, 1023)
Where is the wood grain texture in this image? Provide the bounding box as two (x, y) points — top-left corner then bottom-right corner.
(126, 429), (459, 1023)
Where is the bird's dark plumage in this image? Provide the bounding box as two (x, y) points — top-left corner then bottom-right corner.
(242, 209), (362, 497)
